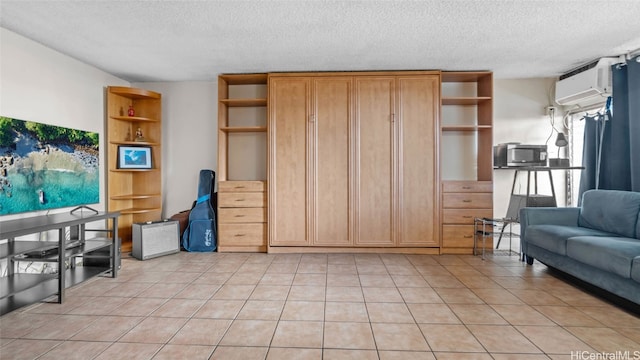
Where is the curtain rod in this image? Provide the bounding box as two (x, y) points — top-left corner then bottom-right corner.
(565, 102), (606, 116)
(613, 48), (640, 65)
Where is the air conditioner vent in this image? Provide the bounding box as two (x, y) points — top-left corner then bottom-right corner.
(559, 60), (599, 80)
(555, 58), (616, 106)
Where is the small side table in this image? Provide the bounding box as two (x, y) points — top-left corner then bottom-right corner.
(474, 217), (518, 260)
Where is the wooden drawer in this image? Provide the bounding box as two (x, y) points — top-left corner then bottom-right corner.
(218, 181), (265, 193)
(218, 208), (266, 223)
(442, 209), (493, 224)
(442, 225), (475, 247)
(218, 192), (266, 208)
(442, 193), (493, 209)
(218, 224), (266, 246)
(442, 181), (492, 193)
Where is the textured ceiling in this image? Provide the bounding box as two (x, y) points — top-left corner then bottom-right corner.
(2, 1), (640, 82)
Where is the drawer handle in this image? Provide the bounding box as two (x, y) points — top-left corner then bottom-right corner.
(462, 186), (471, 189)
(235, 198), (245, 202)
(234, 214), (245, 217)
(464, 235), (473, 238)
(462, 199), (472, 203)
(234, 186), (246, 189)
(234, 234), (246, 237)
(463, 215), (472, 218)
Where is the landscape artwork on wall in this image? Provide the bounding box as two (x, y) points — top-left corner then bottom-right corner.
(0, 116), (99, 215)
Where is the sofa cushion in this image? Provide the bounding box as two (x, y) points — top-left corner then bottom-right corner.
(632, 256), (640, 283)
(567, 236), (640, 279)
(525, 225), (614, 255)
(579, 190), (640, 239)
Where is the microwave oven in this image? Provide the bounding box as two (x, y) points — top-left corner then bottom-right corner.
(494, 143), (548, 167)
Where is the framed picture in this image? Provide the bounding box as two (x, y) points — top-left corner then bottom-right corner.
(117, 146), (152, 169)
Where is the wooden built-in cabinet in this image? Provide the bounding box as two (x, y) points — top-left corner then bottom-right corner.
(106, 86), (162, 252)
(219, 70), (493, 254)
(269, 72), (439, 251)
(217, 74), (268, 252)
(440, 72), (493, 254)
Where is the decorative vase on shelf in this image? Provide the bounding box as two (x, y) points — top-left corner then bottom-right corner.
(128, 105), (135, 117)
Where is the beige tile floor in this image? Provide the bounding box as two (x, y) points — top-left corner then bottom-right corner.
(1, 251), (639, 360)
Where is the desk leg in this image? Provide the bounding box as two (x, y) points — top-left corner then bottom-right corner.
(526, 171), (531, 201)
(548, 170), (557, 206)
(58, 228), (65, 304)
(112, 216), (119, 278)
(481, 220), (487, 260)
(510, 170), (519, 195)
(8, 238), (15, 276)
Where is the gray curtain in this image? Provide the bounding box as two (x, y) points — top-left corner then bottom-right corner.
(578, 111), (608, 196)
(579, 55), (640, 198)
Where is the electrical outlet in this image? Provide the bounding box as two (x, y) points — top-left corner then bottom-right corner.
(546, 106), (556, 115)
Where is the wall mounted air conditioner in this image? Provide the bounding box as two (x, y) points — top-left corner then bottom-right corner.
(555, 58), (616, 106)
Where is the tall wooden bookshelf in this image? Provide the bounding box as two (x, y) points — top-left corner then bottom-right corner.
(217, 74), (268, 252)
(106, 86), (162, 252)
(440, 72), (494, 254)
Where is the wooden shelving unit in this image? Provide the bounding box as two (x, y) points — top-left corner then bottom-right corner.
(440, 71), (494, 254)
(217, 74), (268, 252)
(106, 86), (162, 252)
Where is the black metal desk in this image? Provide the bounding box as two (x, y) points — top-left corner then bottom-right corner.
(495, 166), (585, 221)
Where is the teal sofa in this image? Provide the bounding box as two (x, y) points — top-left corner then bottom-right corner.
(520, 189), (640, 305)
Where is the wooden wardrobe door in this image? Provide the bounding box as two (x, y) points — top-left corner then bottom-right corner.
(354, 77), (396, 246)
(397, 75), (440, 247)
(312, 77), (352, 246)
(269, 77), (311, 246)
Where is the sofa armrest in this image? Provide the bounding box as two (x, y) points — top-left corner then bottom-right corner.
(519, 207), (580, 252)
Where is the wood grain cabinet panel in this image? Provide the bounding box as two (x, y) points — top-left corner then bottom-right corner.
(442, 193), (493, 209)
(218, 192), (266, 208)
(218, 208), (266, 223)
(442, 181), (493, 193)
(442, 209), (492, 224)
(218, 181), (265, 193)
(269, 77), (311, 246)
(442, 225), (475, 248)
(313, 77), (352, 246)
(397, 76), (439, 247)
(354, 76), (395, 246)
(218, 224), (266, 246)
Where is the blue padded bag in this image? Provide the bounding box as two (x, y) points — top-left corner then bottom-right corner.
(182, 170), (217, 252)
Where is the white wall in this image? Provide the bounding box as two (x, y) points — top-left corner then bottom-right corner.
(493, 78), (568, 220)
(133, 81), (217, 217)
(0, 28), (129, 221)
